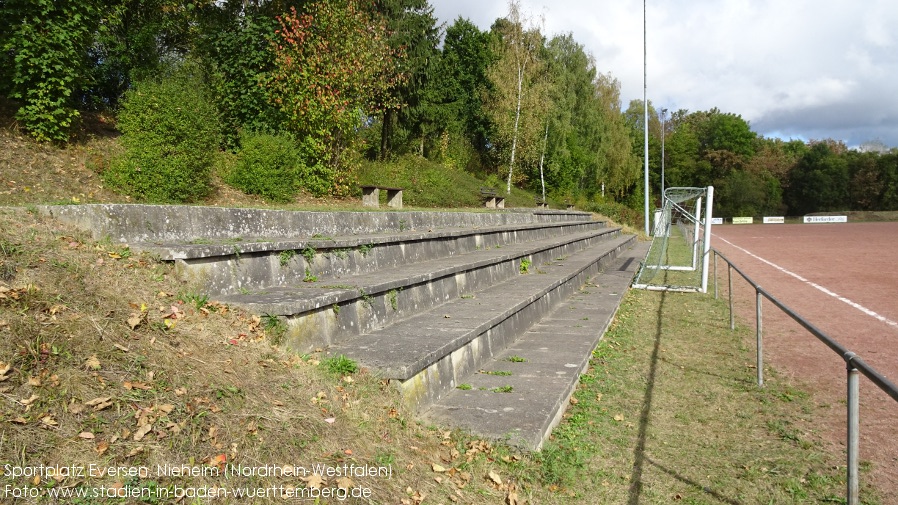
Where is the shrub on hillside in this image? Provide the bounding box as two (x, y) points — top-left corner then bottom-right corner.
(227, 132), (301, 203)
(227, 132), (337, 200)
(103, 63), (221, 203)
(584, 200), (643, 230)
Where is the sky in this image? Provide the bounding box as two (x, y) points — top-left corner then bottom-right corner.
(429, 0), (898, 149)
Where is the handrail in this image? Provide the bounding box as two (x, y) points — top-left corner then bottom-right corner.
(711, 248), (898, 505)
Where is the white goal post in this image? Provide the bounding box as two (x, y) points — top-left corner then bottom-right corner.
(633, 186), (714, 293)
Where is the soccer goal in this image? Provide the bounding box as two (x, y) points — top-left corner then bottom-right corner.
(633, 186), (714, 292)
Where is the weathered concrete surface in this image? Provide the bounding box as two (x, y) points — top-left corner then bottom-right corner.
(37, 204), (591, 243)
(34, 204), (647, 451)
(421, 241), (649, 450)
(217, 229), (627, 351)
(160, 220), (607, 295)
(328, 235), (636, 410)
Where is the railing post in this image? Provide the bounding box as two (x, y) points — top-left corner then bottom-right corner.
(756, 289), (763, 387)
(713, 252), (719, 300)
(728, 264), (735, 330)
(846, 355), (859, 505)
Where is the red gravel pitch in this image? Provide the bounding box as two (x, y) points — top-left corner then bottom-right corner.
(711, 222), (898, 499)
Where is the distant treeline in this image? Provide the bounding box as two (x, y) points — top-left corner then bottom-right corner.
(1, 0), (894, 213)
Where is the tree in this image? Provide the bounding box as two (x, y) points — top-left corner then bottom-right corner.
(88, 0), (213, 110)
(785, 142), (850, 214)
(263, 0), (403, 195)
(429, 17), (495, 169)
(197, 0), (286, 146)
(370, 0), (441, 158)
(486, 0), (547, 194)
(846, 151), (882, 210)
(1, 0), (103, 141)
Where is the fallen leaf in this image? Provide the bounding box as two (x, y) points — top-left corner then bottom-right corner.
(432, 463), (447, 473)
(95, 441), (109, 455)
(487, 470), (503, 486)
(613, 414), (625, 422)
(86, 397), (113, 411)
(78, 431), (96, 440)
(21, 394), (39, 406)
(85, 355), (101, 371)
(133, 423), (153, 442)
(208, 454), (227, 468)
(126, 446), (143, 457)
(507, 483), (519, 505)
(0, 362), (13, 382)
(335, 476), (354, 490)
(12, 417), (28, 424)
(323, 417), (336, 424)
(301, 474), (326, 489)
(28, 376), (41, 387)
(40, 415), (58, 427)
(127, 313), (142, 330)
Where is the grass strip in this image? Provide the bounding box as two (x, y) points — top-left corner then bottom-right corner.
(530, 288), (882, 504)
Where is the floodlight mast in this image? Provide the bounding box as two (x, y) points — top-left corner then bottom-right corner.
(643, 0), (649, 235)
(661, 108), (667, 193)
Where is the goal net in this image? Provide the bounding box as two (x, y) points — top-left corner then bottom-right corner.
(633, 186), (714, 292)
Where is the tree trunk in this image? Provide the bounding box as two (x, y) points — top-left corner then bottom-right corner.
(506, 65), (524, 195)
(380, 109), (393, 160)
(539, 122), (548, 201)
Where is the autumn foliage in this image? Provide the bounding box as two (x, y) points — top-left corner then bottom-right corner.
(263, 0), (405, 195)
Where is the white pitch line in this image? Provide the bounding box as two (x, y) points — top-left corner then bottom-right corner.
(716, 235), (898, 329)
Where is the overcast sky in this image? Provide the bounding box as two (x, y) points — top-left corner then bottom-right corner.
(429, 0), (898, 148)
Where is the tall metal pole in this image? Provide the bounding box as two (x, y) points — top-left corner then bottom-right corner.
(643, 0), (649, 235)
(661, 108), (667, 194)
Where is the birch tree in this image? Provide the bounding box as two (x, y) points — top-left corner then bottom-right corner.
(486, 1), (546, 194)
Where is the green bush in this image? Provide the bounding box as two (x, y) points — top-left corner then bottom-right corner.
(226, 132), (338, 200)
(583, 199), (643, 230)
(103, 62), (221, 203)
(228, 132), (301, 202)
(2, 0), (100, 143)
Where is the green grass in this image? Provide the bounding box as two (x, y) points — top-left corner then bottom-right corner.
(530, 288), (882, 504)
(357, 154), (558, 209)
(321, 354), (358, 376)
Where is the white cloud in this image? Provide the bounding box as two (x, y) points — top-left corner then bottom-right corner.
(429, 0), (898, 147)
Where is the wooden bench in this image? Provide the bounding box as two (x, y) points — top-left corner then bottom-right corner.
(535, 197), (549, 209)
(480, 187), (505, 209)
(566, 201), (575, 210)
(361, 185), (403, 209)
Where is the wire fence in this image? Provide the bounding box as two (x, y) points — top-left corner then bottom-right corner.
(711, 249), (898, 505)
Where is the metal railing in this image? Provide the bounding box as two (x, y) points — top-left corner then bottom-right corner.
(711, 249), (898, 505)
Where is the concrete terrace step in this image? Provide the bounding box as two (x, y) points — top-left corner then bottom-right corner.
(38, 204), (593, 243)
(422, 241), (649, 450)
(130, 219), (608, 296)
(327, 234), (637, 411)
(213, 227), (627, 351)
(35, 204), (648, 453)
